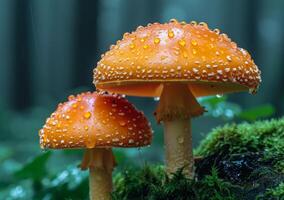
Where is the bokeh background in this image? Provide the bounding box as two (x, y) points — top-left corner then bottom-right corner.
(0, 0), (283, 199)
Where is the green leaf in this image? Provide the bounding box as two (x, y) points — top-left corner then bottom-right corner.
(238, 104), (275, 121)
(14, 151), (51, 181)
(40, 164), (88, 200)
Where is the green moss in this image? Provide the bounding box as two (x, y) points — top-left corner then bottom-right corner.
(257, 182), (284, 199)
(112, 118), (284, 199)
(112, 165), (164, 200)
(195, 117), (284, 172)
(112, 166), (237, 200)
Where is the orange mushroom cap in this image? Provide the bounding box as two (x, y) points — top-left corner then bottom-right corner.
(39, 92), (152, 149)
(94, 20), (261, 97)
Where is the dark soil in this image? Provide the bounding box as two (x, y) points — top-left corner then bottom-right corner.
(195, 147), (284, 200)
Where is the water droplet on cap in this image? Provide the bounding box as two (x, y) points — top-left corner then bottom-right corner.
(130, 43), (135, 49)
(191, 40), (197, 46)
(84, 112), (91, 119)
(168, 30), (175, 38)
(178, 39), (186, 47)
(154, 38), (160, 44)
(177, 136), (184, 144)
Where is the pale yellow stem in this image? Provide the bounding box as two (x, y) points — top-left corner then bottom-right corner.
(164, 119), (193, 177)
(89, 167), (112, 200)
(155, 83), (204, 177)
(81, 148), (116, 200)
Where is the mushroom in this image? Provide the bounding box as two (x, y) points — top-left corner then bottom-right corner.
(93, 20), (261, 177)
(39, 92), (152, 200)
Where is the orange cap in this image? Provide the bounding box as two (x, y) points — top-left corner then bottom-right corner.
(94, 20), (261, 97)
(39, 92), (152, 149)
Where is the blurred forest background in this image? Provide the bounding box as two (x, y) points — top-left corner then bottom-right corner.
(0, 0), (283, 199)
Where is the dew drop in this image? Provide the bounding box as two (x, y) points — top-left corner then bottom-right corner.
(168, 30), (175, 38)
(154, 38), (160, 44)
(216, 94), (223, 98)
(178, 39), (186, 47)
(84, 112), (91, 119)
(86, 141), (96, 148)
(130, 43), (135, 49)
(154, 97), (160, 101)
(191, 40), (197, 46)
(177, 136), (184, 144)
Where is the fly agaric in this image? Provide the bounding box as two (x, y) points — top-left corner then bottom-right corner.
(93, 20), (261, 177)
(39, 92), (152, 200)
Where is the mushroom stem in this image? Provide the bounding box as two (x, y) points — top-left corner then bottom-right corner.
(81, 148), (116, 200)
(155, 83), (204, 177)
(164, 119), (193, 177)
(89, 167), (112, 200)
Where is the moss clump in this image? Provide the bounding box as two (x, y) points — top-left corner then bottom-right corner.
(112, 118), (284, 199)
(112, 166), (237, 200)
(195, 117), (284, 172)
(257, 182), (284, 199)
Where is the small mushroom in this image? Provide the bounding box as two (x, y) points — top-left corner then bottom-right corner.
(93, 20), (261, 177)
(39, 92), (152, 200)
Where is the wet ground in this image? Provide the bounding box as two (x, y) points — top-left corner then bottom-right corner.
(195, 146), (284, 199)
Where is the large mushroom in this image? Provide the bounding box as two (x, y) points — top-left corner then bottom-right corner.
(93, 20), (261, 177)
(39, 92), (152, 200)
